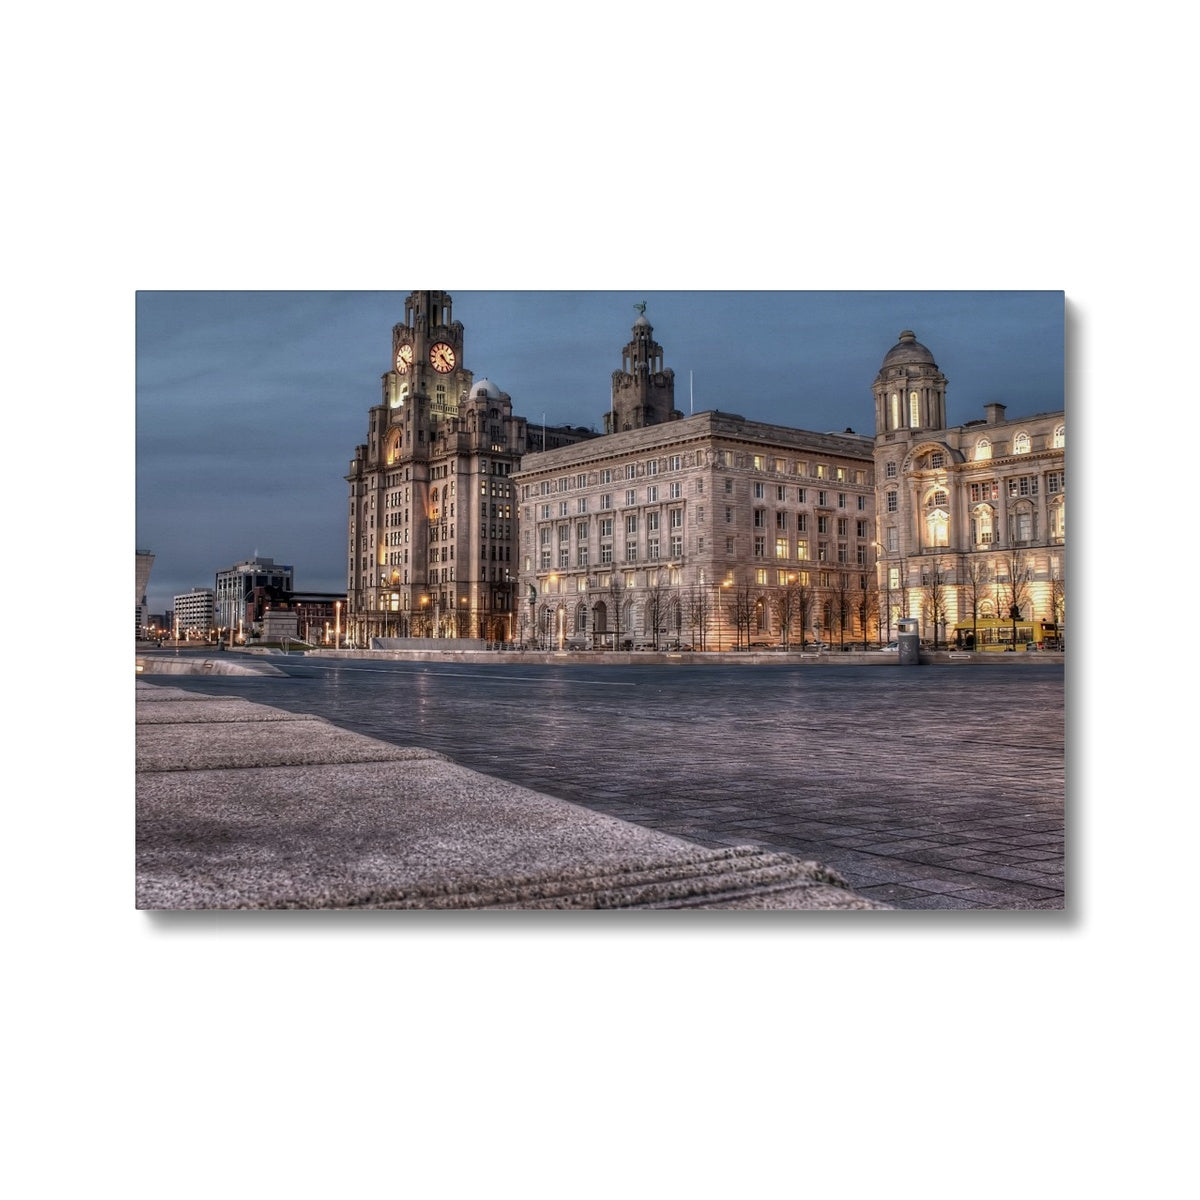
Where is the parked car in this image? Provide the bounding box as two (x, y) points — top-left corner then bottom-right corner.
(878, 642), (899, 652)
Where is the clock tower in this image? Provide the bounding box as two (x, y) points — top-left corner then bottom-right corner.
(386, 290), (472, 419)
(605, 305), (680, 433)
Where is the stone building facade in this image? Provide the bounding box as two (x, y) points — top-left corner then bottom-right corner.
(513, 312), (878, 650)
(872, 330), (1066, 646)
(344, 291), (529, 646)
(343, 297), (1065, 651)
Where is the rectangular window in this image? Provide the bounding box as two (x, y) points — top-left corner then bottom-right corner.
(753, 455), (765, 470)
(625, 489), (637, 507)
(646, 459), (658, 476)
(601, 469), (613, 484)
(886, 491), (898, 513)
(600, 544), (613, 564)
(668, 455), (682, 471)
(648, 538), (659, 560)
(559, 548), (569, 568)
(601, 494), (612, 510)
(625, 541), (638, 562)
(647, 485), (658, 502)
(670, 535), (683, 557)
(647, 511), (660, 532)
(577, 521), (589, 540)
(577, 546), (589, 567)
(797, 539), (809, 559)
(754, 482), (765, 499)
(625, 463), (637, 480)
(600, 517), (613, 537)
(754, 536), (766, 558)
(625, 514), (638, 534)
(818, 516), (829, 534)
(559, 501), (568, 517)
(724, 478), (733, 494)
(670, 509), (683, 529)
(754, 509), (767, 528)
(776, 510), (787, 530)
(775, 538), (789, 559)
(669, 482), (682, 499)
(577, 497), (589, 514)
(838, 493), (847, 508)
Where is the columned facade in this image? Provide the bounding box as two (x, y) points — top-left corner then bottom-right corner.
(516, 311), (878, 651)
(873, 332), (1066, 647)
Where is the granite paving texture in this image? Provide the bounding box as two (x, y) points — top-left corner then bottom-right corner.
(136, 683), (889, 910)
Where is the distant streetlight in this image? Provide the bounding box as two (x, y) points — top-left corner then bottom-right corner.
(334, 600), (341, 649)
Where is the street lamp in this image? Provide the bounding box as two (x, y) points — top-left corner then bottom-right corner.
(717, 578), (732, 652)
(334, 600), (341, 649)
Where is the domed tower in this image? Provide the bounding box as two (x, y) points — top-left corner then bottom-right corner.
(873, 330), (947, 436)
(605, 305), (679, 433)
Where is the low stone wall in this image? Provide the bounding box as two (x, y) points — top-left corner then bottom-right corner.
(136, 655), (287, 677)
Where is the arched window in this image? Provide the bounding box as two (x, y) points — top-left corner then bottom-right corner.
(1053, 424), (1065, 448)
(890, 392), (900, 430)
(975, 438), (992, 461)
(909, 391), (920, 427)
(1014, 432), (1031, 454)
(1050, 497), (1065, 542)
(1009, 501), (1036, 544)
(971, 504), (995, 546)
(924, 489), (949, 548)
(574, 603), (588, 633)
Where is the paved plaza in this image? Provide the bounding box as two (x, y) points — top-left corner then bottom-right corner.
(140, 655), (1065, 910)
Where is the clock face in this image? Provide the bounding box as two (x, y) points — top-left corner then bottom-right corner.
(395, 344), (413, 373)
(430, 342), (456, 373)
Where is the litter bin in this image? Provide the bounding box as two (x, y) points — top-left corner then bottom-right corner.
(897, 617), (921, 666)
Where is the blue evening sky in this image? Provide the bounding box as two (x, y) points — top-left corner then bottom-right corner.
(135, 289), (1063, 614)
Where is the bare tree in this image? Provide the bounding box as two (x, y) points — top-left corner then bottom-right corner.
(956, 553), (991, 650)
(921, 557), (951, 650)
(1048, 555), (1066, 647)
(773, 575), (801, 650)
(605, 573), (626, 650)
(685, 584), (710, 650)
(644, 573), (669, 649)
(830, 570), (855, 648)
(730, 581), (756, 650)
(855, 572), (879, 647)
(1000, 548), (1033, 650)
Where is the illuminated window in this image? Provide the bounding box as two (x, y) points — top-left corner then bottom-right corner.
(1053, 425), (1065, 448)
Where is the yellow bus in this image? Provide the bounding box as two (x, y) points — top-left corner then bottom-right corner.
(952, 618), (1061, 652)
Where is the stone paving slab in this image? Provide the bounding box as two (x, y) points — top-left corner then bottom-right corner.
(136, 684), (889, 911)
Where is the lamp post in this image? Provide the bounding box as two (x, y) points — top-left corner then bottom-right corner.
(717, 578), (732, 652)
(335, 600), (341, 649)
(420, 594), (430, 637)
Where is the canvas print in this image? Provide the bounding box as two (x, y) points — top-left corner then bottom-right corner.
(135, 290), (1065, 910)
